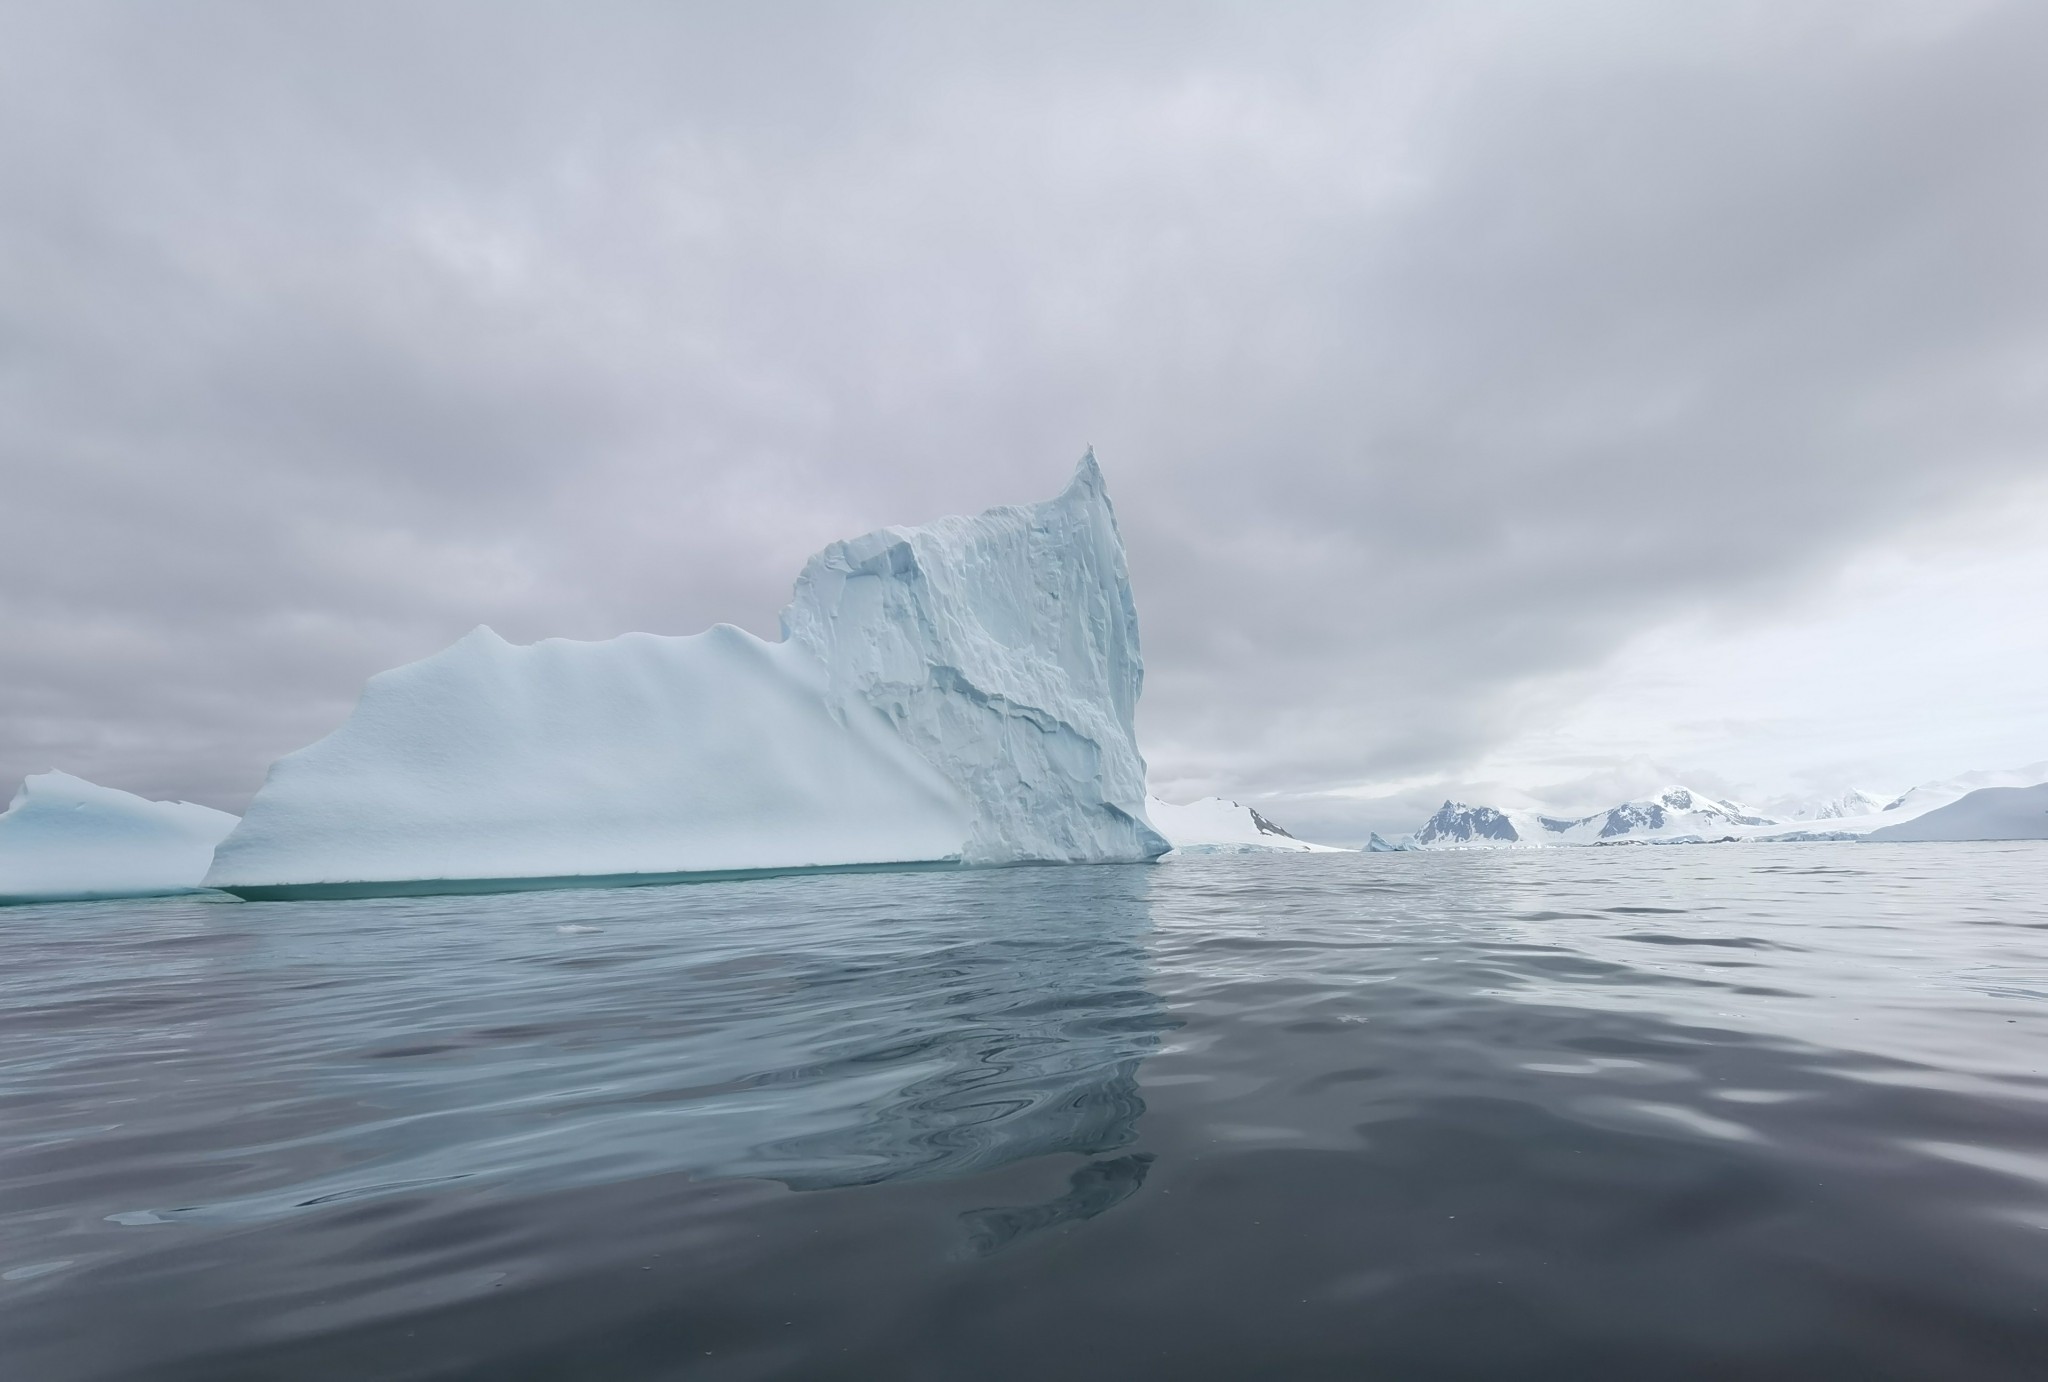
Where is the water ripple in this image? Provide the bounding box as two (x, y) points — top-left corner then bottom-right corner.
(0, 843), (2044, 1379)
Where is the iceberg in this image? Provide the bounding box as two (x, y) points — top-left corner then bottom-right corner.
(785, 455), (1164, 865)
(1862, 784), (2048, 843)
(1144, 795), (1345, 854)
(0, 771), (238, 905)
(206, 455), (1167, 900)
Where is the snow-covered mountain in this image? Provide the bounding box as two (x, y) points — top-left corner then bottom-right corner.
(1413, 802), (1540, 846)
(1402, 765), (2048, 849)
(1413, 787), (1774, 848)
(1145, 796), (1347, 853)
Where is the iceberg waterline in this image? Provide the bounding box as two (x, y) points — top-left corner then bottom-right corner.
(0, 772), (238, 905)
(203, 455), (1168, 899)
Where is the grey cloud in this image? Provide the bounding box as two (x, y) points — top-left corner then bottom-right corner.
(1, 2), (2042, 819)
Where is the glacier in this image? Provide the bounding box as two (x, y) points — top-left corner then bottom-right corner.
(1144, 795), (1344, 854)
(0, 771), (238, 904)
(1863, 783), (2048, 843)
(206, 455), (1167, 900)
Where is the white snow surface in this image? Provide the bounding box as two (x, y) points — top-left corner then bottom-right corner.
(0, 771), (238, 903)
(1787, 789), (1887, 821)
(1863, 783), (2048, 842)
(784, 454), (1166, 865)
(208, 455), (1164, 893)
(1871, 761), (2048, 819)
(1144, 795), (1345, 854)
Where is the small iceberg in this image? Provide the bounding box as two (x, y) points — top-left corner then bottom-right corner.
(0, 771), (238, 905)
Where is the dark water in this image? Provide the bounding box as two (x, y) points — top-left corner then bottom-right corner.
(4, 845), (2047, 1380)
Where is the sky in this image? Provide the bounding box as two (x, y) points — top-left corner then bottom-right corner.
(1, 1), (2043, 844)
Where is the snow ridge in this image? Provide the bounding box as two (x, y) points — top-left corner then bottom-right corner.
(1144, 795), (1345, 854)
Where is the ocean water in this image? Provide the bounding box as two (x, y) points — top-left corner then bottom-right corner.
(3, 845), (2046, 1380)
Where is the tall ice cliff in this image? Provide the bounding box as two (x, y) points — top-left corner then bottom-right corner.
(783, 452), (1165, 865)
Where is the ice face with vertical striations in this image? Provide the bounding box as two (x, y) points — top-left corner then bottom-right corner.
(206, 454), (1164, 898)
(783, 453), (1167, 865)
(0, 771), (238, 904)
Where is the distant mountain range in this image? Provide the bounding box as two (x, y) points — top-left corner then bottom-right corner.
(1395, 763), (2048, 849)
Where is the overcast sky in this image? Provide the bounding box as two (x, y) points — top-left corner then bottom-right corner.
(2, 1), (2043, 842)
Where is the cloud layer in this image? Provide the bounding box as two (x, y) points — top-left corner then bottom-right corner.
(3, 2), (2043, 831)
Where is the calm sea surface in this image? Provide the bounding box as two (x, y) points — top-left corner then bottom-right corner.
(3, 845), (2046, 1380)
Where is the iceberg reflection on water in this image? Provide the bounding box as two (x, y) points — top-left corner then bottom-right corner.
(4, 864), (1176, 1240)
(718, 868), (1173, 1192)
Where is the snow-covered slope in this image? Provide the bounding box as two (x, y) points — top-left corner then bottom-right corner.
(1144, 795), (1345, 854)
(208, 456), (1165, 898)
(1873, 761), (2048, 820)
(1788, 789), (1886, 821)
(0, 771), (238, 904)
(1863, 784), (2048, 842)
(785, 454), (1165, 865)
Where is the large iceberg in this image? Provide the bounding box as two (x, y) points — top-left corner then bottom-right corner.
(0, 771), (238, 905)
(206, 455), (1167, 899)
(784, 455), (1163, 864)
